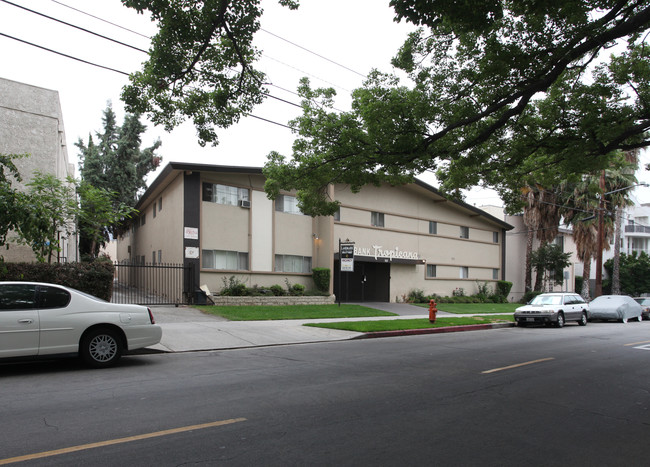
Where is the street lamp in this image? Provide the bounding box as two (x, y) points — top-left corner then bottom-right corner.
(594, 180), (649, 297)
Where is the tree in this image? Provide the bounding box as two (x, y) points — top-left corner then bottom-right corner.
(605, 252), (650, 296)
(76, 104), (162, 256)
(529, 243), (571, 292)
(119, 2), (650, 214)
(17, 172), (77, 263)
(0, 154), (25, 251)
(76, 183), (138, 260)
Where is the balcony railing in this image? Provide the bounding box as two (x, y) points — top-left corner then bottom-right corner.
(625, 225), (650, 234)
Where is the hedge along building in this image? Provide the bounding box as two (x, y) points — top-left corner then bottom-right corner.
(116, 162), (513, 302)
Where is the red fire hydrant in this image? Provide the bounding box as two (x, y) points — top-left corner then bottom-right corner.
(429, 299), (437, 323)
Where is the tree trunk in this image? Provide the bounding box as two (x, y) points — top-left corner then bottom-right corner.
(534, 242), (545, 291)
(612, 207), (622, 295)
(581, 259), (592, 300)
(525, 228), (534, 292)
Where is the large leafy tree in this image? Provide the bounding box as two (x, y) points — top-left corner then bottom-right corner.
(76, 105), (161, 257)
(0, 154), (24, 251)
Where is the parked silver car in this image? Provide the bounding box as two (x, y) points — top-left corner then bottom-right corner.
(0, 282), (162, 367)
(515, 293), (589, 328)
(589, 295), (643, 323)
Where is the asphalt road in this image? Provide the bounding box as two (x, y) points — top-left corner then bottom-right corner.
(1, 321), (650, 466)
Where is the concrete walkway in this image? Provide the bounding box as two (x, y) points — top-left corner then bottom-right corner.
(146, 303), (511, 353)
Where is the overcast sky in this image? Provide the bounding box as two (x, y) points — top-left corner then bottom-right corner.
(1, 0), (649, 209)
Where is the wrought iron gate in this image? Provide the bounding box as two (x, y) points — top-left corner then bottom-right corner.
(112, 262), (194, 305)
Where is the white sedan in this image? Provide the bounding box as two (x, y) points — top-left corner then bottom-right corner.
(0, 281), (162, 367)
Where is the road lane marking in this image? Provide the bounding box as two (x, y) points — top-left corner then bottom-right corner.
(0, 418), (246, 465)
(624, 340), (650, 347)
(633, 344), (650, 351)
(482, 357), (555, 374)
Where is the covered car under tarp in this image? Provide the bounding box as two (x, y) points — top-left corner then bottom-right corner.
(589, 295), (643, 323)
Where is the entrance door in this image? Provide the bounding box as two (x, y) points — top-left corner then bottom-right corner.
(334, 261), (390, 302)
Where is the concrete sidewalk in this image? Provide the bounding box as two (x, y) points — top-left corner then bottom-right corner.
(145, 303), (513, 353)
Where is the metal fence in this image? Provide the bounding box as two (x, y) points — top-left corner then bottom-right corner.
(112, 262), (193, 305)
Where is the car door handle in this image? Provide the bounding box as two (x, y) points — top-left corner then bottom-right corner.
(18, 319), (34, 324)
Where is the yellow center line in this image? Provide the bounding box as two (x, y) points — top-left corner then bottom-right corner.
(624, 340), (650, 347)
(0, 418), (247, 465)
(482, 357), (555, 374)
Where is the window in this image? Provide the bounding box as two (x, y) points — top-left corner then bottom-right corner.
(202, 250), (249, 270)
(460, 266), (469, 279)
(275, 195), (302, 214)
(554, 235), (564, 252)
(371, 211), (385, 227)
(158, 197), (163, 212)
(202, 183), (249, 206)
(492, 268), (499, 280)
(153, 204), (156, 219)
(0, 284), (37, 310)
(460, 226), (469, 239)
(141, 213), (146, 226)
(333, 208), (340, 221)
(158, 250), (162, 264)
(152, 251), (156, 264)
(426, 264), (437, 278)
(37, 286), (71, 309)
(275, 255), (312, 273)
(429, 221), (437, 235)
(493, 232), (499, 243)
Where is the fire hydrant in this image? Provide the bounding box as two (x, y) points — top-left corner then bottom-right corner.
(429, 299), (437, 323)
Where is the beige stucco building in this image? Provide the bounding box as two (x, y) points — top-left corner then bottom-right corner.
(117, 163), (513, 302)
(0, 77), (76, 262)
(481, 206), (578, 301)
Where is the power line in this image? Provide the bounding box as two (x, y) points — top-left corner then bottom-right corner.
(0, 32), (130, 75)
(49, 0), (150, 39)
(1, 0), (147, 53)
(260, 28), (366, 78)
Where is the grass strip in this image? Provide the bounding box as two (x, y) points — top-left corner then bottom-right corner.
(413, 303), (519, 314)
(193, 304), (397, 321)
(304, 315), (515, 332)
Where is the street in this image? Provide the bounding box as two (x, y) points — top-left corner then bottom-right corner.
(1, 321), (649, 466)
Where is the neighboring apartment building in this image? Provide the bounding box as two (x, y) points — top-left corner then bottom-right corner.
(117, 163), (513, 302)
(480, 206), (578, 302)
(0, 77), (76, 262)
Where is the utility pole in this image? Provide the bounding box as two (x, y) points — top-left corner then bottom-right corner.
(595, 171), (605, 297)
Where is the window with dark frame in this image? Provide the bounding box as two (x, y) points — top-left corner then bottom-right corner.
(371, 211), (385, 227)
(429, 221), (437, 235)
(460, 226), (469, 239)
(426, 264), (437, 278)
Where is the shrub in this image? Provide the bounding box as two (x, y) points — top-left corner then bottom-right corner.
(220, 276), (248, 296)
(408, 288), (427, 303)
(452, 287), (465, 297)
(0, 260), (114, 301)
(270, 284), (285, 296)
(291, 283), (306, 296)
(496, 280), (513, 298)
(312, 267), (330, 292)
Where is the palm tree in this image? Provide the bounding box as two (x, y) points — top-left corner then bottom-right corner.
(522, 185), (561, 292)
(605, 151), (638, 294)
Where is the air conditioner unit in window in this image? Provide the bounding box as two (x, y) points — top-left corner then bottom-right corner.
(239, 200), (251, 208)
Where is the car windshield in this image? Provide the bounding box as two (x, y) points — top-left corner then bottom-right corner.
(530, 295), (562, 306)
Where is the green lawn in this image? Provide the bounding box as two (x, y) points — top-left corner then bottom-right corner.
(193, 304), (397, 321)
(304, 315), (515, 332)
(414, 302), (519, 314)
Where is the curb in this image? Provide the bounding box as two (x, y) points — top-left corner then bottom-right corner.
(353, 322), (515, 340)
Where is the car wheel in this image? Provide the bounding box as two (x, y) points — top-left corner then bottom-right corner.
(638, 316), (644, 322)
(578, 311), (588, 326)
(81, 327), (123, 368)
(621, 317), (628, 324)
(556, 313), (565, 328)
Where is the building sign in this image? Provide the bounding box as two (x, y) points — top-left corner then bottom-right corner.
(354, 245), (420, 261)
(340, 242), (355, 272)
(184, 227), (199, 240)
(185, 247), (199, 259)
